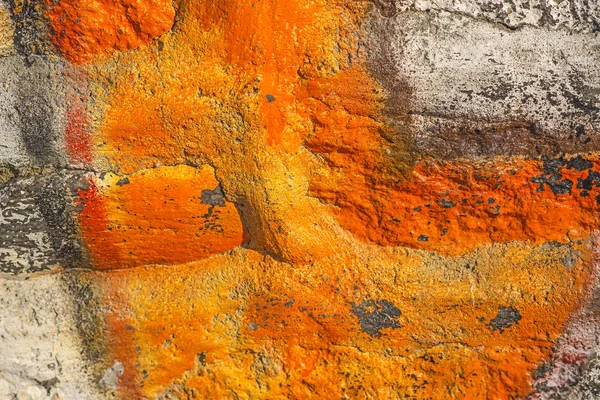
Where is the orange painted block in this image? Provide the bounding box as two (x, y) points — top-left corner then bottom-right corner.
(310, 156), (600, 254)
(77, 165), (246, 270)
(45, 0), (175, 63)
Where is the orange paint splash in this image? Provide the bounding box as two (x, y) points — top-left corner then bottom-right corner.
(46, 0), (600, 397)
(85, 0), (371, 263)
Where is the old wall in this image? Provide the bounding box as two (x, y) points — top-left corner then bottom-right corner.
(0, 0), (599, 398)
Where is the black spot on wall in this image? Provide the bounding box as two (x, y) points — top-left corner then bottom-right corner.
(350, 299), (402, 337)
(439, 199), (456, 208)
(577, 170), (600, 190)
(532, 157), (574, 195)
(566, 155), (594, 171)
(201, 184), (226, 218)
(488, 306), (522, 333)
(201, 184), (226, 207)
(116, 177), (130, 186)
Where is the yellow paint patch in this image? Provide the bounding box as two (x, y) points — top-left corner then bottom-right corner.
(93, 241), (593, 399)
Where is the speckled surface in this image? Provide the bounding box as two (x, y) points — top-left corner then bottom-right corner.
(0, 0), (599, 398)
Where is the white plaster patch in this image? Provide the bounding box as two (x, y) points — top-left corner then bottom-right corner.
(99, 362), (124, 391)
(389, 11), (600, 134)
(0, 274), (101, 399)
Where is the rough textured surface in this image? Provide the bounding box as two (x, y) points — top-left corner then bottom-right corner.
(392, 11), (600, 159)
(0, 0), (599, 398)
(0, 274), (102, 399)
(0, 170), (87, 274)
(0, 55), (66, 167)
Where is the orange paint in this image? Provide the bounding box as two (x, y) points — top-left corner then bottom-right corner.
(91, 242), (593, 399)
(45, 0), (600, 397)
(85, 0), (369, 263)
(309, 156), (600, 254)
(44, 0), (175, 63)
(77, 165), (245, 269)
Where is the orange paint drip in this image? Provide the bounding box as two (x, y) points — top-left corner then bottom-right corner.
(78, 165), (246, 270)
(44, 0), (175, 63)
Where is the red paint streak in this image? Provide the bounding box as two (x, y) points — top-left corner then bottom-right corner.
(77, 178), (123, 268)
(63, 67), (93, 167)
(65, 104), (92, 166)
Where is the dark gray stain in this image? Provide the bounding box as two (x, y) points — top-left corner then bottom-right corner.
(566, 155), (593, 171)
(577, 170), (600, 190)
(439, 199), (456, 208)
(14, 82), (59, 166)
(417, 234), (428, 242)
(565, 70), (600, 116)
(350, 299), (402, 337)
(478, 80), (514, 101)
(116, 177), (130, 186)
(0, 171), (89, 274)
(196, 352), (207, 367)
(284, 299), (295, 308)
(266, 94), (276, 103)
(1, 177), (55, 274)
(34, 173), (88, 268)
(201, 184), (226, 206)
(61, 273), (112, 391)
(8, 0), (64, 167)
(488, 306), (522, 333)
(532, 157), (573, 195)
(7, 0), (53, 64)
(201, 184), (226, 218)
(532, 155), (600, 197)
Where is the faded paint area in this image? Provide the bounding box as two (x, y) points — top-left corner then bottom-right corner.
(77, 165), (245, 270)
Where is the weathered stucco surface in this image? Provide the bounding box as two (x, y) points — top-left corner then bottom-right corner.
(0, 0), (599, 398)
